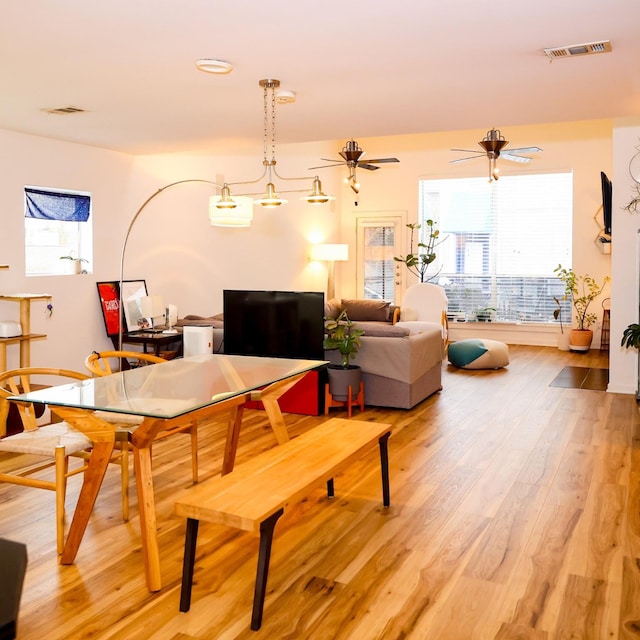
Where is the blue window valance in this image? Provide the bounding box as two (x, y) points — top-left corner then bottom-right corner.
(25, 188), (90, 222)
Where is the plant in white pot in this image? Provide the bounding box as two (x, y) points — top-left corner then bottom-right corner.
(323, 309), (365, 401)
(59, 253), (88, 274)
(554, 264), (609, 352)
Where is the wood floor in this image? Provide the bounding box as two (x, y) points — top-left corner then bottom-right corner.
(2, 345), (639, 639)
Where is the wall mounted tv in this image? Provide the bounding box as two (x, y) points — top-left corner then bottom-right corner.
(223, 290), (325, 360)
(601, 171), (612, 236)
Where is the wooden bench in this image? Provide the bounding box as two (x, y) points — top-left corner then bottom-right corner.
(175, 417), (392, 631)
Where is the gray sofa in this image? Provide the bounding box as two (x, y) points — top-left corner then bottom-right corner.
(178, 300), (445, 410)
(323, 299), (444, 409)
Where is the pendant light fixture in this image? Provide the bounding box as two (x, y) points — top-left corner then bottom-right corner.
(213, 79), (334, 211)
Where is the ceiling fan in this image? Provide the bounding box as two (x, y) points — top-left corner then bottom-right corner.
(310, 139), (400, 193)
(450, 129), (542, 182)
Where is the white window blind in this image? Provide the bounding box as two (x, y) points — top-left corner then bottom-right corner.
(419, 173), (572, 323)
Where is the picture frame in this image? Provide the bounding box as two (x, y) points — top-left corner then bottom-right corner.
(121, 279), (149, 332)
(96, 279), (148, 336)
(96, 281), (122, 337)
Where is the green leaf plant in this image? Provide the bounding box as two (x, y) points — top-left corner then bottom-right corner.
(553, 264), (609, 331)
(323, 310), (365, 368)
(394, 220), (445, 283)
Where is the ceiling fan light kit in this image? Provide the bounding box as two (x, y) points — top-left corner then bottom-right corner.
(450, 128), (542, 182)
(310, 139), (399, 194)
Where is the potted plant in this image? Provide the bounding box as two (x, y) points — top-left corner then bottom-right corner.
(59, 253), (88, 274)
(621, 323), (640, 350)
(394, 220), (445, 283)
(323, 309), (365, 401)
(474, 307), (496, 322)
(554, 264), (609, 352)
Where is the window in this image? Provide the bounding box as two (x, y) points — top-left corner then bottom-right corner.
(356, 217), (402, 301)
(420, 173), (572, 323)
(24, 186), (93, 276)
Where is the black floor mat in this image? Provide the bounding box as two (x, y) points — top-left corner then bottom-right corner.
(549, 366), (609, 390)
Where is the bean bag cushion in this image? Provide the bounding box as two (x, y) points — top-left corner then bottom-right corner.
(448, 338), (509, 369)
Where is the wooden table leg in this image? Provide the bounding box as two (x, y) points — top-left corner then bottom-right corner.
(133, 443), (162, 592)
(222, 403), (245, 475)
(60, 439), (115, 564)
(255, 372), (307, 445)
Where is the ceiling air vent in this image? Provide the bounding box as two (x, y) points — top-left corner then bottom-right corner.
(41, 106), (87, 115)
(543, 40), (612, 59)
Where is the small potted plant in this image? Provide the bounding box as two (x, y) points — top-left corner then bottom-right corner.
(59, 253), (88, 274)
(474, 307), (496, 322)
(323, 309), (365, 401)
(554, 264), (609, 352)
(622, 323), (640, 349)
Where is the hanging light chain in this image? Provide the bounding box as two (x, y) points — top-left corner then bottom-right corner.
(270, 82), (277, 163)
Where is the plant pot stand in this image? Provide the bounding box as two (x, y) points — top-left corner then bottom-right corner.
(324, 382), (364, 418)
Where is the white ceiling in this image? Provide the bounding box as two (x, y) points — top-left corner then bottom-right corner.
(2, 0), (639, 156)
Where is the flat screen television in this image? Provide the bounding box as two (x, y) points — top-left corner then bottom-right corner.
(223, 290), (325, 360)
(601, 171), (612, 236)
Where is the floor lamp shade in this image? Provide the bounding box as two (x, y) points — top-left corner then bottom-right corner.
(309, 244), (349, 262)
(309, 243), (349, 300)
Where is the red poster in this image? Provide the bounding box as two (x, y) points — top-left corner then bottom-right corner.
(97, 282), (121, 336)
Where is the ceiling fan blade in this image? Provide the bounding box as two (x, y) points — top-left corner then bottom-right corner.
(450, 148), (481, 153)
(449, 155), (485, 164)
(505, 146), (542, 154)
(320, 158), (343, 163)
(357, 163), (381, 171)
(308, 162), (345, 170)
(362, 158), (400, 164)
(500, 153), (532, 164)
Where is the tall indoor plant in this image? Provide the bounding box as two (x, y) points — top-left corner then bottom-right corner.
(554, 264), (609, 352)
(323, 309), (365, 400)
(394, 220), (444, 283)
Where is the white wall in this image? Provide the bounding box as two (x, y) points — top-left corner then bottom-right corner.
(608, 118), (640, 394)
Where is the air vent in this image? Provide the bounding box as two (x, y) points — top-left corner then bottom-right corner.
(543, 40), (612, 59)
(41, 106), (87, 115)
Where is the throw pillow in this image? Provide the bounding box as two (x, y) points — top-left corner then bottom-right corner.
(324, 297), (342, 319)
(341, 299), (391, 322)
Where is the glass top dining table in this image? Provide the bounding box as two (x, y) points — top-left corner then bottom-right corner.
(9, 353), (328, 592)
(11, 353), (326, 419)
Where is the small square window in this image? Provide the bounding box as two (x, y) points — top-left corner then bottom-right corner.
(24, 186), (93, 276)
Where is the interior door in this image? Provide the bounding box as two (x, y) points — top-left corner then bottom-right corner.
(355, 214), (406, 303)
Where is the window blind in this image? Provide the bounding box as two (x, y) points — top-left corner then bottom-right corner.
(25, 187), (90, 222)
(419, 173), (573, 323)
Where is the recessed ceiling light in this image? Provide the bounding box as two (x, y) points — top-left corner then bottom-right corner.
(275, 89), (296, 104)
(195, 59), (233, 74)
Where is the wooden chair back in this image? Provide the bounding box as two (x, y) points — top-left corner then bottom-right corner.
(0, 367), (89, 437)
(84, 350), (166, 377)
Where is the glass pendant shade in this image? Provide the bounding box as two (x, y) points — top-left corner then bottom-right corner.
(301, 177), (335, 204)
(209, 195), (253, 227)
(254, 182), (288, 207)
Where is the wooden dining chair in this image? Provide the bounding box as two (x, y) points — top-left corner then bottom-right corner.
(0, 367), (129, 554)
(84, 351), (199, 483)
